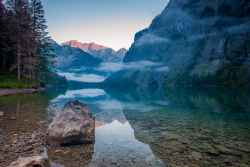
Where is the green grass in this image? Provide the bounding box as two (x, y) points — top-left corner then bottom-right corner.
(0, 72), (40, 88)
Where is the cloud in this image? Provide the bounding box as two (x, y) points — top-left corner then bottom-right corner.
(58, 72), (106, 82)
(67, 66), (89, 72)
(226, 21), (250, 34)
(95, 99), (162, 112)
(155, 101), (170, 106)
(134, 33), (169, 47)
(155, 66), (169, 72)
(94, 62), (123, 72)
(56, 89), (106, 99)
(94, 60), (162, 72)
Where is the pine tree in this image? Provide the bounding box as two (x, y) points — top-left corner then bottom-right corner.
(5, 0), (32, 80)
(30, 0), (56, 85)
(0, 0), (7, 71)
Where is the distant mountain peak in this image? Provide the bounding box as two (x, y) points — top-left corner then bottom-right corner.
(61, 40), (127, 62)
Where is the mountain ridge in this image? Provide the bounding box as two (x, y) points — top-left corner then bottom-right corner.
(105, 0), (250, 86)
(61, 40), (127, 62)
(51, 40), (103, 70)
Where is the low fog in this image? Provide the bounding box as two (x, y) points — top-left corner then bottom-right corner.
(59, 60), (170, 82)
(134, 33), (169, 47)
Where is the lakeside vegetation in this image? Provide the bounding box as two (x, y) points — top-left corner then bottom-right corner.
(0, 0), (67, 88)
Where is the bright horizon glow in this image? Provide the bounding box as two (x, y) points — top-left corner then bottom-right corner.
(42, 0), (169, 51)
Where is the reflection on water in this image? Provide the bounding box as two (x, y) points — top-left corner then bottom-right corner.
(0, 86), (250, 166)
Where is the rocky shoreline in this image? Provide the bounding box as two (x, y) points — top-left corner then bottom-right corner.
(0, 131), (47, 167)
(0, 88), (45, 97)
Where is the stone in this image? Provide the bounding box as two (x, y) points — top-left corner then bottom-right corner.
(178, 138), (191, 144)
(239, 147), (250, 153)
(0, 111), (4, 116)
(191, 152), (202, 160)
(188, 155), (194, 162)
(226, 144), (238, 150)
(162, 142), (188, 153)
(8, 156), (50, 167)
(10, 117), (16, 120)
(192, 133), (209, 140)
(146, 155), (156, 162)
(26, 146), (33, 151)
(160, 132), (179, 140)
(37, 121), (47, 124)
(206, 149), (220, 155)
(214, 146), (242, 156)
(172, 152), (180, 156)
(46, 100), (95, 146)
(46, 143), (94, 167)
(221, 155), (240, 164)
(63, 151), (70, 155)
(85, 150), (94, 154)
(110, 156), (117, 164)
(54, 150), (61, 153)
(160, 127), (168, 131)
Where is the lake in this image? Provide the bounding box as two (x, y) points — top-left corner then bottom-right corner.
(0, 86), (250, 167)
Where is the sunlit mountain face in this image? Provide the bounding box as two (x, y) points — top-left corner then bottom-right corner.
(61, 40), (127, 62)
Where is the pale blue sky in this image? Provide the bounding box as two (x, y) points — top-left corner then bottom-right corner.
(42, 0), (169, 50)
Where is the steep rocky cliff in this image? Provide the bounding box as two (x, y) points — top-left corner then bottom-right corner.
(61, 40), (127, 62)
(51, 41), (103, 70)
(105, 0), (250, 86)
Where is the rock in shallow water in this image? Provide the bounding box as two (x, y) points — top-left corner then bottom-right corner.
(161, 141), (187, 153)
(46, 100), (95, 146)
(160, 132), (180, 140)
(8, 156), (50, 167)
(214, 146), (242, 156)
(46, 142), (94, 167)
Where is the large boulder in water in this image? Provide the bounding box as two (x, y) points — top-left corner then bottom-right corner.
(46, 100), (95, 146)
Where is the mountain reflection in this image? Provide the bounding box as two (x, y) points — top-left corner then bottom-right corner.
(44, 86), (250, 166)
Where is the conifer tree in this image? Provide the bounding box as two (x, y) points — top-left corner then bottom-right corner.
(5, 0), (32, 80)
(30, 0), (56, 85)
(0, 0), (5, 68)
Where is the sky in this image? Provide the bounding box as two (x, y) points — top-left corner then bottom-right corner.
(42, 0), (169, 51)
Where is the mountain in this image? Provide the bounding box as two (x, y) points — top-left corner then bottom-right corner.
(61, 40), (127, 62)
(104, 0), (250, 86)
(51, 41), (103, 70)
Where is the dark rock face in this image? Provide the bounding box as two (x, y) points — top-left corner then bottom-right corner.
(9, 156), (50, 167)
(46, 100), (95, 146)
(105, 0), (250, 86)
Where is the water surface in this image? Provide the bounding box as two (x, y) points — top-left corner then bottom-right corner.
(0, 86), (250, 166)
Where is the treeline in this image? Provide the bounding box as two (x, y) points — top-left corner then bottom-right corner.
(0, 0), (66, 87)
(175, 66), (248, 87)
(50, 73), (68, 86)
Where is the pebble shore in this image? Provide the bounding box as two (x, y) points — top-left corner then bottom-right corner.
(0, 131), (46, 167)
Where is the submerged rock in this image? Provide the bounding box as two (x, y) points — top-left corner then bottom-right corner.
(214, 146), (242, 156)
(9, 156), (50, 167)
(0, 111), (4, 116)
(206, 149), (220, 155)
(46, 142), (94, 167)
(46, 100), (95, 146)
(192, 133), (209, 140)
(160, 132), (180, 140)
(161, 141), (187, 153)
(191, 151), (202, 160)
